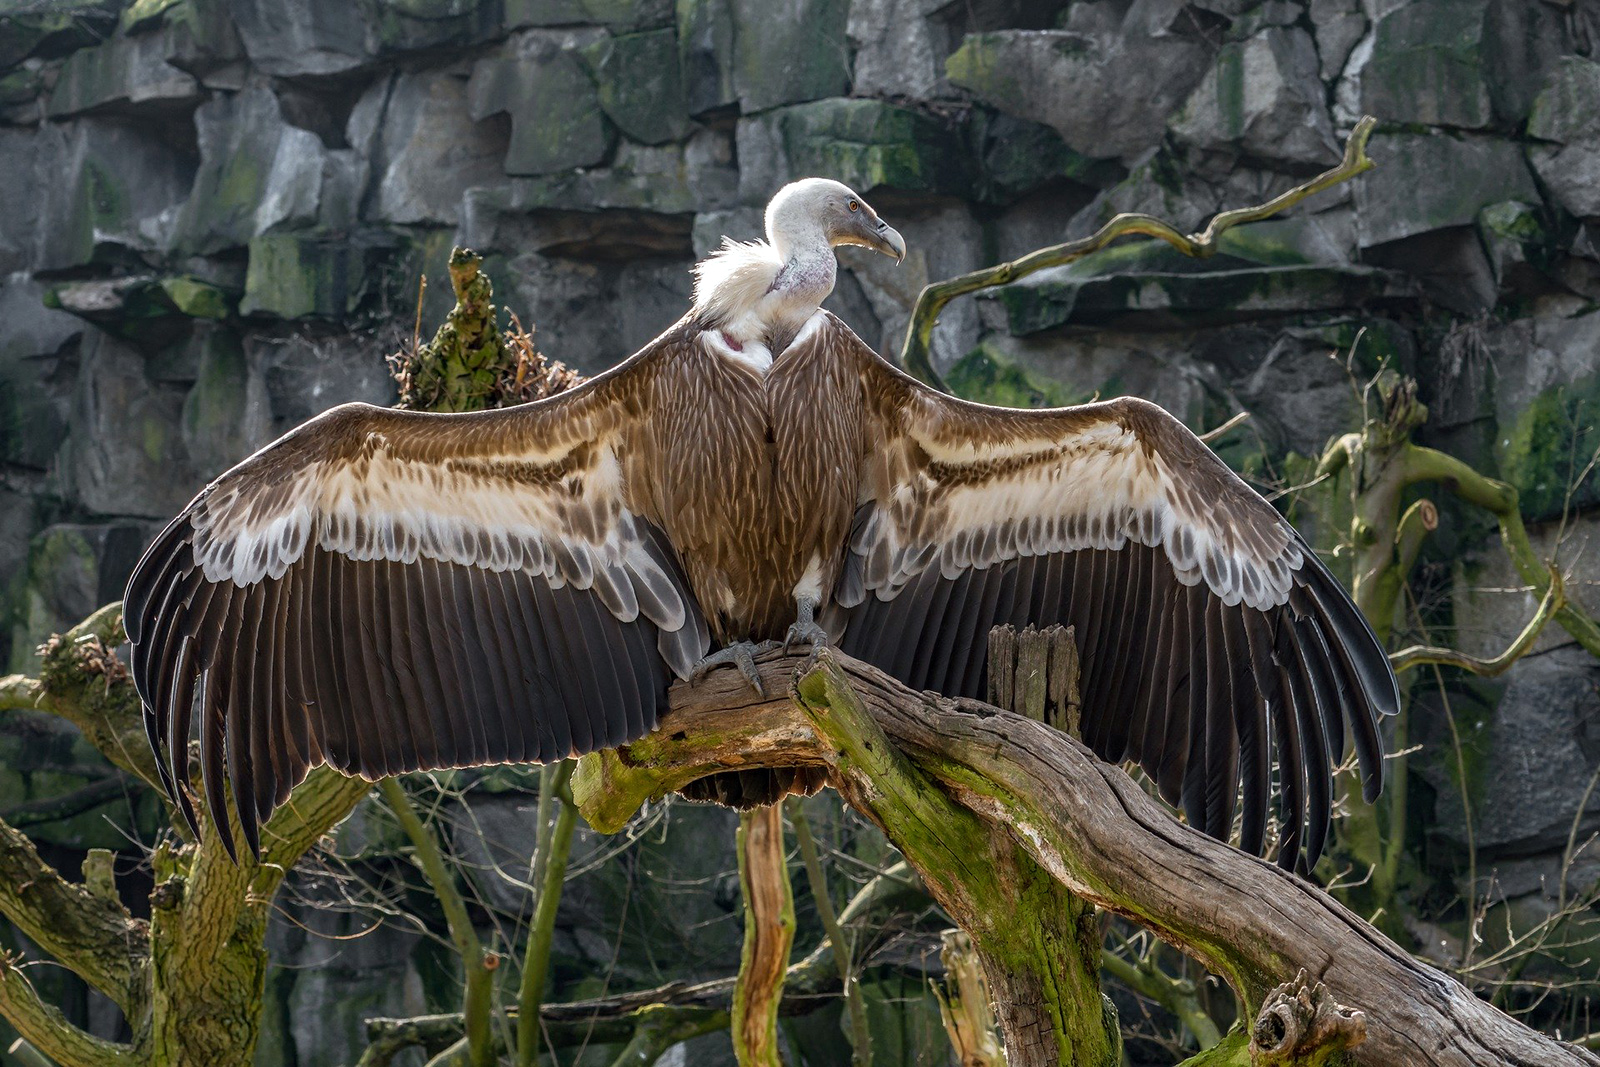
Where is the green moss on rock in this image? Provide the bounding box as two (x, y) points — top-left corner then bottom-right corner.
(582, 27), (688, 145)
(241, 233), (370, 319)
(771, 98), (972, 197)
(160, 275), (230, 318)
(946, 344), (1081, 409)
(1497, 374), (1600, 521)
(0, 0), (122, 70)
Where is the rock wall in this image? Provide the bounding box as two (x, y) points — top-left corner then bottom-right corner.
(1, 0), (1599, 1062)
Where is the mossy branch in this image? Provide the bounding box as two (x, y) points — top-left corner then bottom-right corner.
(1391, 566), (1566, 676)
(1399, 445), (1600, 660)
(897, 117), (1378, 388)
(0, 952), (137, 1067)
(573, 648), (1598, 1067)
(381, 777), (498, 1067)
(515, 759), (578, 1067)
(0, 816), (147, 1016)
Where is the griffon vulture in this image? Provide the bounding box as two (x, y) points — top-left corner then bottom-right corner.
(126, 178), (1397, 871)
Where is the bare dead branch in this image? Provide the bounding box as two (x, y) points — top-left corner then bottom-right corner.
(1391, 566), (1567, 676)
(897, 118), (1378, 387)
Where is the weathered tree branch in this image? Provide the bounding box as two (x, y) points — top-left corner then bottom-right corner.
(897, 117), (1377, 387)
(574, 648), (1600, 1067)
(1250, 970), (1366, 1065)
(0, 952), (137, 1067)
(0, 815), (147, 1016)
(731, 804), (794, 1066)
(932, 929), (1006, 1067)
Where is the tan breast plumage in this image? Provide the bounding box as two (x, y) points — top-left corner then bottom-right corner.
(644, 318), (865, 642)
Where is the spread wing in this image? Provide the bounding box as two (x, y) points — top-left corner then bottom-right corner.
(125, 330), (709, 858)
(838, 348), (1397, 873)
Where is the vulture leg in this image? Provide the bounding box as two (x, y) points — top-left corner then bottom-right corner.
(690, 640), (774, 696)
(783, 593), (829, 653)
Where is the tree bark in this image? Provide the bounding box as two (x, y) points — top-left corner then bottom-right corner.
(573, 648), (1600, 1067)
(731, 805), (794, 1067)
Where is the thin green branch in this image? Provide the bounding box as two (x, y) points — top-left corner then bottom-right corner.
(1391, 567), (1566, 677)
(897, 117), (1378, 387)
(381, 777), (497, 1067)
(1399, 444), (1600, 660)
(1100, 947), (1222, 1050)
(787, 798), (871, 1066)
(516, 759), (578, 1067)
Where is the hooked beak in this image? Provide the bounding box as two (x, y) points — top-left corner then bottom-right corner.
(840, 213), (907, 264)
(872, 223), (907, 264)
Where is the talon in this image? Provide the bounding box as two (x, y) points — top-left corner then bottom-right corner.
(689, 642), (767, 697)
(783, 620), (829, 653)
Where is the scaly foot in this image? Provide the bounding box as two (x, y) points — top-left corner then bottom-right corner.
(689, 641), (773, 696)
(783, 618), (829, 653)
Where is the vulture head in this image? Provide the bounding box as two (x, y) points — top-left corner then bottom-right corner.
(695, 179), (906, 345)
(765, 177), (906, 263)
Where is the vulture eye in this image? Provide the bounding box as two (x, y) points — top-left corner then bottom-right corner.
(848, 199), (860, 212)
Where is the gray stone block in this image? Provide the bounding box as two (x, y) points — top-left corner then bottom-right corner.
(729, 0), (849, 113)
(1170, 27), (1339, 168)
(223, 0), (370, 77)
(946, 28), (1211, 162)
(45, 22), (200, 118)
(60, 329), (199, 518)
(34, 117), (195, 272)
(581, 27), (689, 145)
(847, 0), (953, 100)
(736, 98), (973, 203)
(1360, 0), (1568, 130)
(468, 29), (612, 176)
(370, 69), (508, 225)
(1528, 56), (1600, 219)
(1352, 131), (1537, 248)
(170, 83), (328, 256)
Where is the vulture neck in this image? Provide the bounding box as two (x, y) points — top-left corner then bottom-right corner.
(695, 218), (836, 358)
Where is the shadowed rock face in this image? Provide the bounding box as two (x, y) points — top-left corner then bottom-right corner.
(0, 0), (1598, 1061)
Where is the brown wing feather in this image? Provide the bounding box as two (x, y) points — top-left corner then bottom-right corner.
(840, 342), (1397, 872)
(127, 324), (709, 859)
